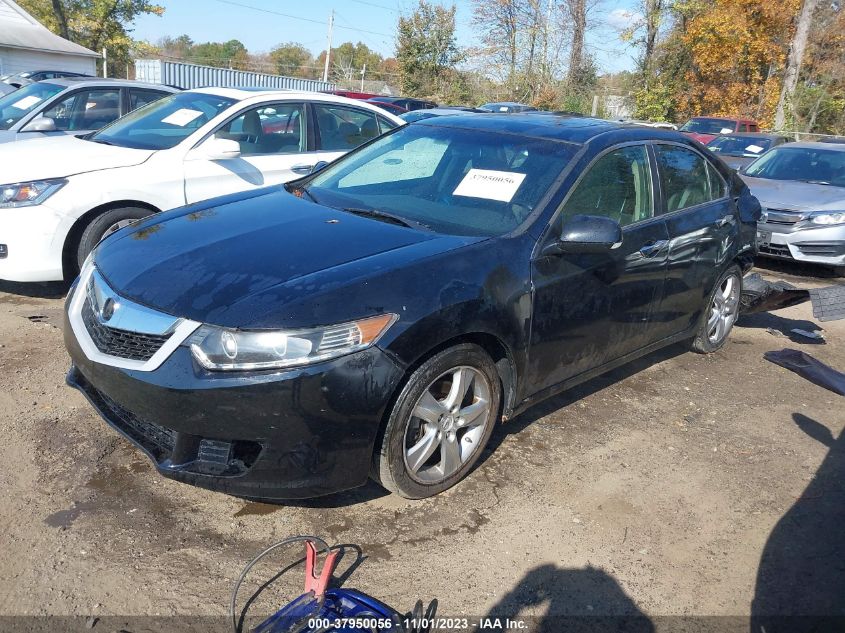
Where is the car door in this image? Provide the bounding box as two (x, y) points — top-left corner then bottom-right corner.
(183, 101), (310, 204)
(527, 143), (670, 393)
(649, 143), (735, 341)
(25, 87), (120, 138)
(312, 102), (383, 165)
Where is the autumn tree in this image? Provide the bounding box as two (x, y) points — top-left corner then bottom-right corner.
(269, 42), (314, 78)
(18, 0), (164, 76)
(396, 0), (463, 97)
(773, 0), (822, 128)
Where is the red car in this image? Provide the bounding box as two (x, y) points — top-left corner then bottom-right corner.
(321, 90), (380, 100)
(680, 117), (759, 144)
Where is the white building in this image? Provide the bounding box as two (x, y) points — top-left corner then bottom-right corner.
(0, 0), (99, 77)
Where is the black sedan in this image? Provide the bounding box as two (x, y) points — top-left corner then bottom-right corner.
(64, 115), (760, 500)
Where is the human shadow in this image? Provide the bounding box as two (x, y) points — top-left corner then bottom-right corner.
(751, 413), (845, 632)
(475, 564), (654, 633)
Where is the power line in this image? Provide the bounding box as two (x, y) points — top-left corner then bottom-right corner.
(211, 0), (394, 38)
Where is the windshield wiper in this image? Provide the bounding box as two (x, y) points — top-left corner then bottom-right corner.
(342, 207), (431, 231)
(87, 137), (117, 146)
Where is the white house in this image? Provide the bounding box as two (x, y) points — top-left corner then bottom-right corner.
(0, 0), (99, 77)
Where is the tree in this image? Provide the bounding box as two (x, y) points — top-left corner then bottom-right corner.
(269, 42), (314, 78)
(773, 0), (821, 129)
(18, 0), (165, 76)
(190, 39), (249, 69)
(564, 0), (587, 87)
(396, 0), (463, 97)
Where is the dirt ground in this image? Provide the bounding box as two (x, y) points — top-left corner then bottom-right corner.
(0, 259), (843, 632)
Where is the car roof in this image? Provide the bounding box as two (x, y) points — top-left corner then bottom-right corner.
(417, 112), (688, 144)
(775, 141), (845, 152)
(40, 77), (179, 90)
(714, 132), (789, 139)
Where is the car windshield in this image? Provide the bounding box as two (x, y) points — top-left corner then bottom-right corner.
(0, 82), (64, 130)
(305, 123), (577, 237)
(680, 118), (736, 134)
(745, 146), (845, 187)
(708, 136), (773, 157)
(88, 92), (236, 150)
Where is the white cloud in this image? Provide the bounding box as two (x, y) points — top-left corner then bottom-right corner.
(606, 8), (645, 30)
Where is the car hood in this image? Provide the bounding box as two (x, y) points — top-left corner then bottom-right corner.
(719, 155), (754, 170)
(0, 135), (154, 183)
(94, 187), (481, 328)
(0, 130), (18, 144)
(740, 175), (845, 211)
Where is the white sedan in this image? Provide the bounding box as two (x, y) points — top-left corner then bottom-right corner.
(0, 88), (403, 282)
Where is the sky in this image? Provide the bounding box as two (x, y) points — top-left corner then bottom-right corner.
(130, 0), (641, 76)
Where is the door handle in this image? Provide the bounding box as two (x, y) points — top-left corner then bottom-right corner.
(637, 240), (668, 258)
(291, 163), (314, 174)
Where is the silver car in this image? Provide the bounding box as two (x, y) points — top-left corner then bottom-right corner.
(741, 142), (845, 276)
(0, 78), (177, 144)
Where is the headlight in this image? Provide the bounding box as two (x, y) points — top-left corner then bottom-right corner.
(0, 179), (67, 208)
(188, 313), (398, 371)
(808, 211), (845, 226)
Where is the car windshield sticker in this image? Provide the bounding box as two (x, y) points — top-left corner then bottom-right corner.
(720, 127), (734, 134)
(745, 144), (764, 153)
(11, 95), (41, 110)
(453, 169), (527, 202)
(162, 108), (204, 126)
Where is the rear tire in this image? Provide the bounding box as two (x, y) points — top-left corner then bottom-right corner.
(76, 206), (154, 269)
(691, 265), (742, 354)
(832, 266), (845, 278)
(372, 344), (501, 499)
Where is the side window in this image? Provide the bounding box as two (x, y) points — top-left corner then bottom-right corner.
(128, 89), (167, 112)
(737, 123), (748, 132)
(215, 102), (305, 156)
(41, 89), (120, 131)
(655, 145), (726, 213)
(378, 115), (398, 134)
(315, 104), (380, 151)
(558, 145), (653, 228)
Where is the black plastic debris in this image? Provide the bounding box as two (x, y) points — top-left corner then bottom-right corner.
(764, 349), (845, 396)
(809, 284), (845, 322)
(740, 273), (810, 314)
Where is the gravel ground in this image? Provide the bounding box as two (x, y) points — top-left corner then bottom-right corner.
(0, 259), (843, 632)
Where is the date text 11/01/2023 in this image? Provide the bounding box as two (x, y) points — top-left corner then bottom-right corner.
(307, 617), (530, 630)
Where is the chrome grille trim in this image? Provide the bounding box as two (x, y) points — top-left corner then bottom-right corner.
(68, 261), (201, 371)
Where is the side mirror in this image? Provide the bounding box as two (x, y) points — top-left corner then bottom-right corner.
(21, 116), (56, 132)
(311, 160), (329, 174)
(543, 214), (622, 256)
(736, 163), (748, 175)
(201, 136), (241, 160)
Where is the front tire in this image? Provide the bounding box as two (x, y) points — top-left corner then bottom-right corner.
(76, 206), (154, 269)
(691, 265), (742, 354)
(373, 344), (501, 499)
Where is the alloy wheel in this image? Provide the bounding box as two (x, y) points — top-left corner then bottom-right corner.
(403, 366), (492, 484)
(707, 273), (740, 344)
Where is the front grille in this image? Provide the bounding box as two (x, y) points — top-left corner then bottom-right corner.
(764, 209), (804, 226)
(759, 243), (792, 258)
(82, 297), (169, 361)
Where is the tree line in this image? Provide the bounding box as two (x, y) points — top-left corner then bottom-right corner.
(17, 0), (845, 133)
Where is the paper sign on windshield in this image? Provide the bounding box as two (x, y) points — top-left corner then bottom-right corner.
(453, 169), (526, 202)
(720, 127), (734, 134)
(11, 95), (41, 110)
(745, 144), (764, 154)
(162, 108), (204, 127)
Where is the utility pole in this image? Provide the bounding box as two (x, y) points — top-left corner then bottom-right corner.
(360, 63), (366, 91)
(322, 10), (334, 83)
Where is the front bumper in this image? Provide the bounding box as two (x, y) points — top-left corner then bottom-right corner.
(756, 221), (845, 268)
(0, 203), (66, 282)
(64, 312), (406, 499)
